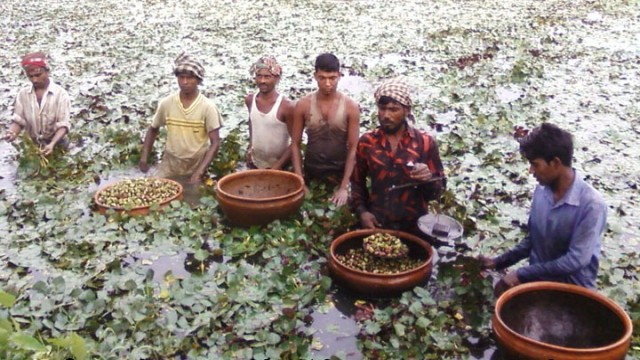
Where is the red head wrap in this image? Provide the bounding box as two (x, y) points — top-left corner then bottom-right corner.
(21, 52), (49, 70)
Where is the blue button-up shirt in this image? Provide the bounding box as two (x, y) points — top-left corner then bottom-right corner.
(495, 171), (607, 288)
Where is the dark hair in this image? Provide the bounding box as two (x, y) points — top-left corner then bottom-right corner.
(315, 53), (340, 72)
(377, 95), (404, 107)
(519, 123), (573, 166)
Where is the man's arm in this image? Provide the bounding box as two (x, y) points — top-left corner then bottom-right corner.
(3, 122), (23, 142)
(493, 234), (533, 271)
(139, 127), (159, 173)
(418, 134), (446, 201)
(41, 127), (68, 156)
(290, 97), (308, 178)
(515, 200), (607, 283)
(190, 128), (220, 183)
(350, 135), (379, 228)
(270, 98), (295, 170)
(245, 93), (254, 166)
(331, 98), (360, 206)
(42, 90), (71, 155)
(5, 93), (26, 141)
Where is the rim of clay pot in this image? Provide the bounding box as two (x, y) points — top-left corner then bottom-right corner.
(494, 281), (633, 353)
(216, 169), (305, 203)
(94, 178), (183, 212)
(329, 228), (433, 277)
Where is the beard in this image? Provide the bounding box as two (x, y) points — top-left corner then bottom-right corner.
(380, 119), (407, 135)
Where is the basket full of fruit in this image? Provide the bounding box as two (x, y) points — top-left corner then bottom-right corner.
(94, 177), (183, 216)
(327, 229), (434, 297)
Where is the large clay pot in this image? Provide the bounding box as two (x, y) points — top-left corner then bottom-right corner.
(493, 281), (633, 360)
(215, 169), (305, 227)
(94, 178), (183, 216)
(327, 229), (434, 297)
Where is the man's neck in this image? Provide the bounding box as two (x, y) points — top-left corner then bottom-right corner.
(180, 90), (199, 101)
(551, 167), (575, 201)
(258, 89), (279, 102)
(34, 79), (50, 91)
(316, 90), (338, 100)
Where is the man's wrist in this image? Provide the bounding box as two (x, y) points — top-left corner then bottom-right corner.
(355, 206), (368, 216)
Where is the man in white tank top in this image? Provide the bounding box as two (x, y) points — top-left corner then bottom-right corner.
(244, 56), (294, 170)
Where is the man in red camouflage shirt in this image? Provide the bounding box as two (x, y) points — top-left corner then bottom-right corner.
(350, 77), (446, 244)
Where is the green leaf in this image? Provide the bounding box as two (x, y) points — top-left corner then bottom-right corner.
(49, 332), (87, 359)
(10, 332), (47, 352)
(0, 291), (16, 308)
(393, 323), (406, 337)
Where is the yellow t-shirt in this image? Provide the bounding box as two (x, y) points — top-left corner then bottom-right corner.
(151, 92), (222, 159)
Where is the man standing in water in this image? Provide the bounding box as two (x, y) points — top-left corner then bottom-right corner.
(3, 52), (71, 155)
(350, 77), (446, 243)
(245, 55), (294, 170)
(290, 53), (360, 206)
(139, 53), (222, 184)
(479, 123), (607, 294)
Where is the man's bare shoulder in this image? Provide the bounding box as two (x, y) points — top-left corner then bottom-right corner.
(281, 97), (295, 110)
(294, 94), (312, 110)
(245, 93), (255, 108)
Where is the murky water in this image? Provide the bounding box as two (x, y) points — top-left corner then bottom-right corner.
(0, 142), (18, 199)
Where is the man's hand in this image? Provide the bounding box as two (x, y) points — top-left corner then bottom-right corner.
(409, 163), (432, 182)
(502, 271), (520, 287)
(189, 171), (203, 184)
(477, 255), (496, 270)
(360, 211), (380, 229)
(41, 143), (55, 156)
(330, 187), (348, 207)
(3, 130), (18, 142)
(494, 271), (520, 297)
(139, 160), (150, 173)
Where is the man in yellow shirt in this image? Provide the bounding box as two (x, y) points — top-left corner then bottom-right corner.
(139, 54), (222, 183)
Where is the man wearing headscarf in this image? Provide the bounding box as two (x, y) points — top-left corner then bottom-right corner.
(350, 77), (446, 244)
(3, 52), (71, 156)
(139, 53), (222, 183)
(244, 55), (294, 170)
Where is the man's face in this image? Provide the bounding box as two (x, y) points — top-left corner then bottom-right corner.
(24, 67), (49, 89)
(314, 70), (340, 95)
(255, 68), (279, 94)
(528, 157), (560, 186)
(176, 72), (199, 94)
(377, 101), (408, 134)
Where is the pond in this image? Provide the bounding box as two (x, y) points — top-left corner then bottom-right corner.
(0, 0), (638, 358)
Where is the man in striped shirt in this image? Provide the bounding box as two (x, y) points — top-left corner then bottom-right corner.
(4, 52), (70, 156)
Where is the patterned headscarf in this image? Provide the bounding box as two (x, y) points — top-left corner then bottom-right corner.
(21, 52), (49, 70)
(374, 77), (413, 108)
(249, 55), (282, 77)
(173, 53), (205, 80)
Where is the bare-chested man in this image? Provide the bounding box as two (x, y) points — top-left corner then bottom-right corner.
(290, 53), (360, 206)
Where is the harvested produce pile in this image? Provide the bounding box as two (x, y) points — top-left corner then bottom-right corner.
(336, 248), (423, 274)
(363, 233), (409, 258)
(96, 178), (181, 208)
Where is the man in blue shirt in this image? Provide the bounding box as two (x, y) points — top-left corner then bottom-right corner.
(479, 123), (607, 294)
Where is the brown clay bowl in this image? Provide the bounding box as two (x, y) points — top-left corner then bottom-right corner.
(215, 169), (305, 227)
(493, 281), (633, 360)
(94, 178), (183, 216)
(327, 229), (434, 297)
